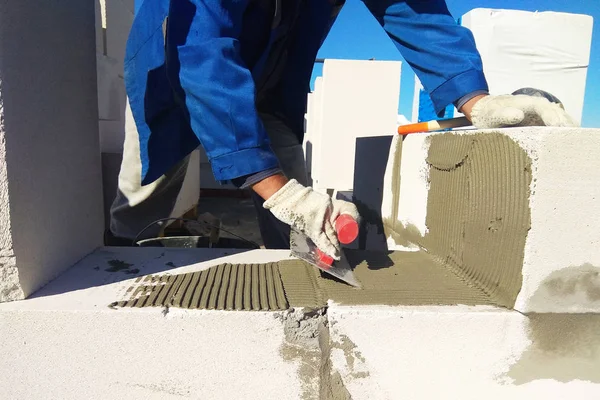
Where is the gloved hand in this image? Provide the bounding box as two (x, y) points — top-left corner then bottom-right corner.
(263, 179), (360, 260)
(470, 94), (578, 129)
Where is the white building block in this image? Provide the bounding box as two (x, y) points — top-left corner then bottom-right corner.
(0, 0), (104, 302)
(95, 0), (105, 54)
(305, 77), (324, 190)
(0, 310), (305, 400)
(97, 56), (123, 112)
(170, 149), (200, 218)
(309, 59), (401, 191)
(99, 119), (125, 153)
(2, 246), (599, 398)
(327, 305), (600, 399)
(96, 53), (125, 123)
(383, 127), (600, 313)
(105, 0), (134, 69)
(460, 9), (593, 124)
(303, 94), (314, 183)
(0, 248), (308, 399)
(411, 76), (422, 122)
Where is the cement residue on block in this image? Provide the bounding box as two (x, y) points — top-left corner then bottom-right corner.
(116, 247), (498, 311)
(507, 313), (600, 384)
(278, 309), (328, 400)
(331, 334), (370, 380)
(318, 317), (353, 400)
(423, 133), (532, 308)
(279, 258), (327, 309)
(383, 132), (532, 309)
(115, 263), (289, 311)
(526, 264), (600, 312)
(279, 250), (492, 307)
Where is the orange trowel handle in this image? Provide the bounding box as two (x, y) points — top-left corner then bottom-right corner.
(317, 214), (359, 267)
(397, 116), (471, 135)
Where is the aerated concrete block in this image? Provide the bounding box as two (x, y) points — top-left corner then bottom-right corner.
(0, 0), (104, 301)
(105, 0), (134, 70)
(96, 54), (125, 123)
(309, 59), (401, 191)
(99, 119), (125, 153)
(382, 127), (600, 313)
(327, 305), (600, 399)
(0, 248), (317, 399)
(170, 149), (201, 219)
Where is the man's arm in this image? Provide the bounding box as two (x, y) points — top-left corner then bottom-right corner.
(167, 0), (280, 183)
(361, 0), (577, 128)
(459, 94), (489, 120)
(252, 173), (289, 200)
(361, 0), (489, 116)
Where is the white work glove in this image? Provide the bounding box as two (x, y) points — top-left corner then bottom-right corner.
(263, 179), (360, 260)
(470, 94), (578, 129)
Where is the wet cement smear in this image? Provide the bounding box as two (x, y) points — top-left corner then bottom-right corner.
(116, 263), (288, 311)
(278, 310), (328, 400)
(381, 132), (532, 308)
(331, 334), (370, 380)
(278, 257), (326, 309)
(382, 133), (404, 246)
(527, 264), (600, 310)
(116, 249), (494, 310)
(279, 250), (492, 307)
(280, 343), (321, 400)
(507, 313), (600, 384)
(105, 259), (134, 272)
(415, 133), (531, 308)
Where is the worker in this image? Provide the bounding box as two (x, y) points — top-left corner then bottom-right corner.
(105, 0), (576, 260)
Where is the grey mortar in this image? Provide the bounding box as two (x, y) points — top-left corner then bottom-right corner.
(277, 308), (353, 400)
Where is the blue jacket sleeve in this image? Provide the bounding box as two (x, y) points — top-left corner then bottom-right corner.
(362, 0), (489, 115)
(166, 0), (279, 181)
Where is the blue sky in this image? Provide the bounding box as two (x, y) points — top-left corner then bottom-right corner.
(310, 0), (599, 127)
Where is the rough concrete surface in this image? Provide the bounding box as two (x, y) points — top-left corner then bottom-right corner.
(0, 249), (305, 399)
(384, 132), (532, 308)
(327, 305), (600, 399)
(510, 129), (600, 312)
(423, 132), (532, 308)
(2, 248), (600, 398)
(0, 79), (23, 301)
(279, 250), (493, 308)
(0, 248), (291, 312)
(383, 127), (600, 313)
(0, 0), (104, 301)
(278, 308), (328, 400)
(0, 310), (305, 400)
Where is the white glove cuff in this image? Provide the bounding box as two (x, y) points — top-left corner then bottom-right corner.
(263, 179), (302, 210)
(470, 94), (500, 126)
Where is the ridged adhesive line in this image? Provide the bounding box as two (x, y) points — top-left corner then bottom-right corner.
(117, 263), (290, 311)
(278, 259), (326, 309)
(422, 132), (531, 308)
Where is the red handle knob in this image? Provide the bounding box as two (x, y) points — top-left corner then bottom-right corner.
(335, 214), (359, 245)
(317, 215), (359, 266)
(317, 251), (334, 268)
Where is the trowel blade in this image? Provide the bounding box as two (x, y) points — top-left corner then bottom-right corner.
(289, 230), (361, 288)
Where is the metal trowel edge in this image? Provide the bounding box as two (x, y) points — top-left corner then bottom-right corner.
(290, 229), (361, 288)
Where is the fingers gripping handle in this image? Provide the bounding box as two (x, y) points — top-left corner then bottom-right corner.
(317, 215), (359, 266)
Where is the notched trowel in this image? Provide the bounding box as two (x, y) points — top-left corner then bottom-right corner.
(290, 215), (361, 288)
